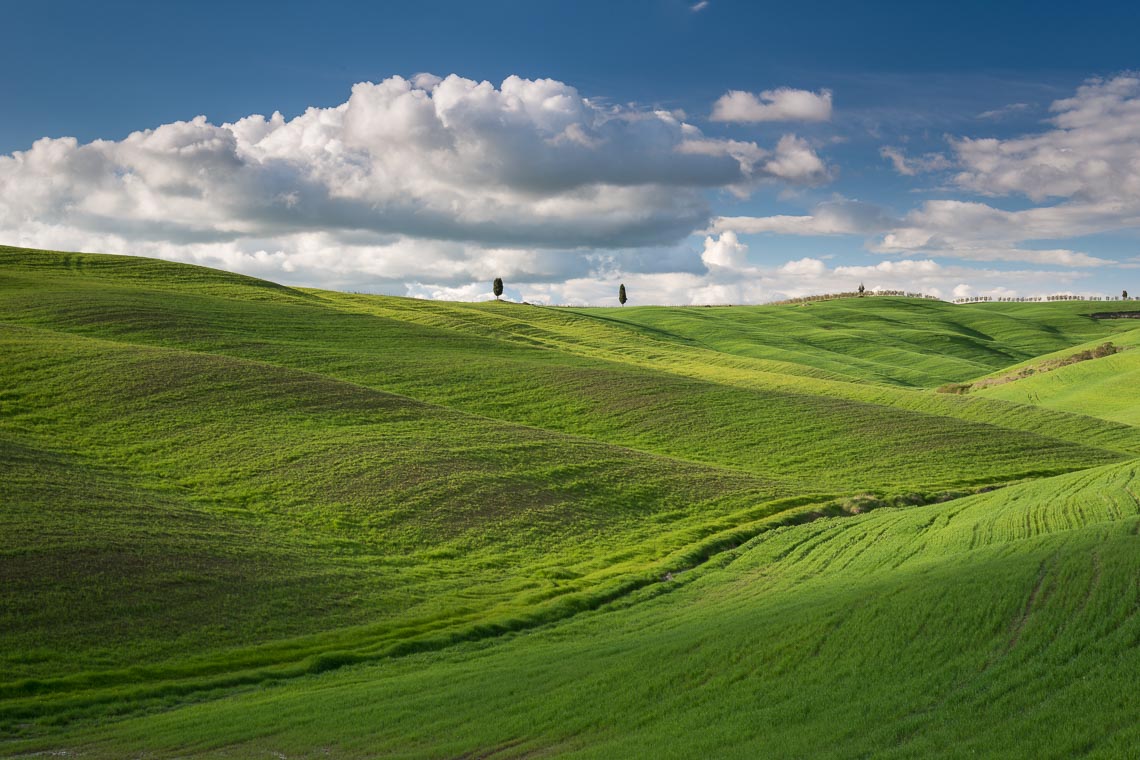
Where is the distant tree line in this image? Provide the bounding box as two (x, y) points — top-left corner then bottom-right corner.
(768, 290), (941, 306)
(955, 294), (1138, 303)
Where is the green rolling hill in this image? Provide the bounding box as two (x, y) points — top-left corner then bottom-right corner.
(3, 244), (1140, 757)
(970, 328), (1140, 426)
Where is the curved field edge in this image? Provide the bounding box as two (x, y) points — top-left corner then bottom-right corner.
(6, 459), (1139, 758)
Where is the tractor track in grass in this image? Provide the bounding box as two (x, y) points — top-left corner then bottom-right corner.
(1007, 557), (1055, 653)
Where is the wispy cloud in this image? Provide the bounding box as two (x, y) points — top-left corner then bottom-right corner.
(879, 146), (952, 176)
(690, 1), (710, 12)
(977, 102), (1030, 120)
(721, 71), (1140, 272)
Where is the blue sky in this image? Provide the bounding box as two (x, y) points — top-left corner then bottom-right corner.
(2, 0), (1139, 303)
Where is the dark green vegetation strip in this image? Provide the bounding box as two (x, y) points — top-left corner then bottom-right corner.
(3, 245), (1140, 756)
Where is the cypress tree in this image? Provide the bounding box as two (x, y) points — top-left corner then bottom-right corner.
(493, 277), (504, 299)
(619, 283), (627, 306)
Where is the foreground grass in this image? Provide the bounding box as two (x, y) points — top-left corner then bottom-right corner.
(9, 459), (1139, 758)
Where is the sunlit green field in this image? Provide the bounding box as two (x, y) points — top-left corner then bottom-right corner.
(3, 245), (1140, 757)
(972, 327), (1140, 426)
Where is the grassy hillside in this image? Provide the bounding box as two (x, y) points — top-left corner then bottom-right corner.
(9, 458), (1140, 758)
(4, 246), (1138, 474)
(972, 327), (1140, 425)
(582, 298), (1140, 386)
(3, 324), (808, 681)
(3, 245), (1140, 756)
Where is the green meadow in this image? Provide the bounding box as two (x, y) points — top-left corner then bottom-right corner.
(3, 245), (1140, 757)
(970, 328), (1140, 426)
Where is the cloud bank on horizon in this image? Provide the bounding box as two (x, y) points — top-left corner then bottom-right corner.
(1, 72), (1138, 304)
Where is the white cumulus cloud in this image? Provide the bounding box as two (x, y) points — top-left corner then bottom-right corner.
(700, 231), (751, 270)
(952, 74), (1140, 202)
(710, 88), (833, 123)
(0, 74), (832, 257)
